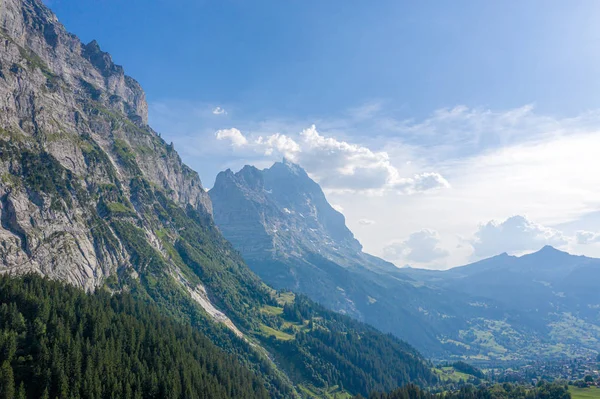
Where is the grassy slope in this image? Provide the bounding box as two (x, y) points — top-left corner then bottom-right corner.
(570, 387), (600, 399)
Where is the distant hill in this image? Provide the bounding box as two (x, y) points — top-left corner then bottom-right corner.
(211, 162), (600, 363)
(401, 246), (600, 360)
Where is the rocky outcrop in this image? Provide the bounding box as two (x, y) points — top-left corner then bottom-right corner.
(210, 160), (390, 271)
(0, 0), (211, 289)
(210, 161), (516, 358)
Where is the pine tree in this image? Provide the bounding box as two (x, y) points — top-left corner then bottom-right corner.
(0, 361), (15, 399)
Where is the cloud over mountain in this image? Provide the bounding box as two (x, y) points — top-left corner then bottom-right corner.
(216, 124), (449, 195)
(216, 128), (247, 147)
(471, 215), (568, 258)
(576, 230), (600, 245)
(383, 229), (449, 264)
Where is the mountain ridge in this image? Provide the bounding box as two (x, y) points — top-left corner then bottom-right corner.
(210, 161), (506, 357)
(0, 1), (437, 397)
(212, 161), (600, 363)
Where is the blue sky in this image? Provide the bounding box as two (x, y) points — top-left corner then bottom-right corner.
(48, 0), (600, 268)
(49, 0), (600, 119)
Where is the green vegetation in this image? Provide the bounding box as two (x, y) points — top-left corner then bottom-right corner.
(104, 201), (136, 216)
(112, 138), (141, 174)
(432, 368), (473, 383)
(259, 324), (295, 341)
(299, 384), (352, 399)
(450, 362), (485, 379)
(357, 382), (571, 399)
(570, 387), (600, 399)
(0, 274), (269, 399)
(261, 304), (284, 316)
(432, 362), (485, 383)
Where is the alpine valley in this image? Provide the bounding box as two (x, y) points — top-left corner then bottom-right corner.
(0, 0), (599, 398)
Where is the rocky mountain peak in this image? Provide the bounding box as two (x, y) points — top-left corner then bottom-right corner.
(82, 39), (124, 77)
(211, 161), (369, 267)
(0, 0), (211, 289)
(279, 157), (307, 175)
(1, 0), (148, 125)
(237, 165), (264, 190)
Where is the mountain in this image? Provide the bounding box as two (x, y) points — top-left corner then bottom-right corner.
(210, 160), (394, 272)
(211, 162), (600, 364)
(210, 162), (505, 357)
(400, 246), (600, 360)
(0, 0), (437, 397)
(403, 245), (600, 319)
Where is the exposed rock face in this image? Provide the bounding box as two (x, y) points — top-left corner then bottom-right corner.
(210, 160), (392, 272)
(211, 162), (600, 361)
(0, 3), (436, 396)
(210, 161), (476, 354)
(0, 0), (211, 290)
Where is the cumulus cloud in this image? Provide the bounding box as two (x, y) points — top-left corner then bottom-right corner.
(383, 229), (449, 263)
(150, 99), (600, 268)
(216, 124), (450, 195)
(389, 172), (450, 194)
(256, 133), (301, 156)
(471, 215), (568, 258)
(576, 230), (600, 245)
(216, 128), (247, 147)
(212, 106), (227, 115)
(358, 219), (376, 226)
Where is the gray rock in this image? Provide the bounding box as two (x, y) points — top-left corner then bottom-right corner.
(0, 0), (212, 290)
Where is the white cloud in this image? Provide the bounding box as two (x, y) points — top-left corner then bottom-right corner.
(256, 133), (301, 156)
(216, 124), (450, 195)
(358, 219), (375, 226)
(471, 215), (568, 258)
(576, 230), (600, 245)
(216, 128), (247, 147)
(383, 229), (449, 264)
(389, 172), (450, 194)
(212, 106), (227, 115)
(150, 99), (600, 268)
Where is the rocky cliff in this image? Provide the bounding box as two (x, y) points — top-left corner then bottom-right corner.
(210, 161), (488, 355)
(0, 0), (211, 290)
(0, 2), (438, 397)
(211, 161), (600, 361)
(210, 160), (394, 272)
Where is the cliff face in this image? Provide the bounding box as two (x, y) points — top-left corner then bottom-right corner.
(0, 0), (211, 290)
(0, 3), (439, 396)
(210, 160), (389, 269)
(210, 161), (445, 327)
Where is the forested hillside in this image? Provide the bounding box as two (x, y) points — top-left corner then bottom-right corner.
(0, 275), (268, 399)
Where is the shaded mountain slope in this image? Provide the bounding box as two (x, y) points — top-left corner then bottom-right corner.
(210, 162), (507, 358)
(211, 162), (600, 363)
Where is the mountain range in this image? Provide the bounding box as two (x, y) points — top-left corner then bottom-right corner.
(211, 161), (600, 363)
(0, 1), (436, 397)
(0, 0), (598, 397)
